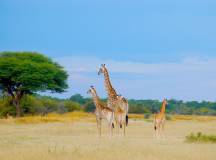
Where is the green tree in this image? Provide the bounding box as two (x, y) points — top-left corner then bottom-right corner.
(0, 52), (68, 117)
(64, 100), (81, 112)
(69, 94), (86, 104)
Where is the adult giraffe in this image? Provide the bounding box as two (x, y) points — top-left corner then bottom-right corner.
(154, 98), (168, 138)
(98, 64), (129, 135)
(87, 86), (115, 137)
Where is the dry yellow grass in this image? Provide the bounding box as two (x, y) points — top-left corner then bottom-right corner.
(2, 111), (95, 124)
(3, 112), (216, 124)
(0, 114), (216, 160)
(172, 115), (216, 121)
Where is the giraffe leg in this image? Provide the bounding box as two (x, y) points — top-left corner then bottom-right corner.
(108, 122), (113, 138)
(157, 123), (161, 139)
(159, 123), (163, 139)
(108, 115), (113, 138)
(123, 121), (126, 136)
(154, 124), (157, 139)
(154, 120), (159, 139)
(117, 116), (120, 136)
(96, 118), (101, 137)
(99, 119), (102, 137)
(161, 119), (165, 139)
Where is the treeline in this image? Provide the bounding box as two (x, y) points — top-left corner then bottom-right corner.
(0, 94), (81, 117)
(1, 93), (216, 117)
(70, 94), (216, 116)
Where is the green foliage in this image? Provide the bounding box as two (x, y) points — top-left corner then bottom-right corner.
(64, 100), (81, 112)
(21, 95), (44, 114)
(0, 52), (68, 93)
(0, 95), (82, 117)
(0, 97), (15, 117)
(83, 101), (95, 112)
(0, 52), (68, 116)
(69, 94), (87, 105)
(129, 99), (160, 114)
(165, 115), (172, 120)
(186, 132), (216, 143)
(72, 95), (216, 115)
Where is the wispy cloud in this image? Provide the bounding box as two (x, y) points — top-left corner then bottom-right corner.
(52, 56), (216, 101)
(56, 56), (216, 74)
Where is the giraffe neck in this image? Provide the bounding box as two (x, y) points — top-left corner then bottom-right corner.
(91, 92), (101, 109)
(103, 68), (117, 100)
(160, 102), (166, 114)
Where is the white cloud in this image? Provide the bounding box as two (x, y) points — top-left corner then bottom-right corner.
(55, 56), (216, 74)
(51, 56), (216, 101)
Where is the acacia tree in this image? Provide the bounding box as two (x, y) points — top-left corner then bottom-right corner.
(0, 52), (68, 117)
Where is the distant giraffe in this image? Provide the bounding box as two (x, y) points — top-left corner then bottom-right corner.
(98, 64), (129, 135)
(154, 99), (168, 138)
(87, 86), (115, 137)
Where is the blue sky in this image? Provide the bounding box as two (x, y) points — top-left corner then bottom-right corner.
(1, 0), (216, 101)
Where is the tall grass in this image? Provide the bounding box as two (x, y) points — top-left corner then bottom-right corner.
(13, 111), (95, 124)
(186, 132), (216, 143)
(170, 115), (216, 121)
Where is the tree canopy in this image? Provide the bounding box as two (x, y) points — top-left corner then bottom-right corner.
(0, 52), (68, 116)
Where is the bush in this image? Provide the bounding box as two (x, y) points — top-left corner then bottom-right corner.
(166, 115), (172, 120)
(186, 132), (216, 143)
(0, 95), (82, 117)
(83, 101), (95, 112)
(64, 100), (81, 112)
(144, 113), (150, 119)
(0, 97), (16, 117)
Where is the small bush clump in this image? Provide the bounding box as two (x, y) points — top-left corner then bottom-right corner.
(166, 115), (172, 120)
(144, 113), (151, 119)
(186, 132), (216, 143)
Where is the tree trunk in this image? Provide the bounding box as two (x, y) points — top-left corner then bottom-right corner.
(12, 92), (24, 117)
(15, 100), (21, 117)
(13, 98), (21, 117)
(7, 87), (24, 117)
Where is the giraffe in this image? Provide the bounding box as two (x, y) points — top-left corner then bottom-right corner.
(98, 64), (129, 135)
(154, 98), (168, 138)
(87, 86), (115, 137)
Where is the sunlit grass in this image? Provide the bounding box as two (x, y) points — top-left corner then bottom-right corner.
(1, 113), (216, 124)
(0, 119), (216, 160)
(172, 115), (216, 121)
(128, 114), (216, 122)
(9, 111), (95, 124)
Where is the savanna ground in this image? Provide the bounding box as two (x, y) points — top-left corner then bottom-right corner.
(0, 112), (216, 160)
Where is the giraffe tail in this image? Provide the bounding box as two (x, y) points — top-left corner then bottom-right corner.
(154, 113), (157, 130)
(112, 123), (114, 128)
(126, 114), (128, 126)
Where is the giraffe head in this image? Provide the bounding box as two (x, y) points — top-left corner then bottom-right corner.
(98, 64), (106, 75)
(116, 94), (123, 99)
(117, 94), (127, 103)
(87, 86), (97, 95)
(163, 98), (168, 106)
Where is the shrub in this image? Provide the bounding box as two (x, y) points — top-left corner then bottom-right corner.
(186, 132), (216, 143)
(166, 115), (172, 120)
(64, 100), (81, 112)
(144, 113), (150, 119)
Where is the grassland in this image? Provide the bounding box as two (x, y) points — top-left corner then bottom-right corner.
(0, 113), (216, 160)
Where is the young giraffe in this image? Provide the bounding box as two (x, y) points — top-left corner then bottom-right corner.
(98, 64), (129, 135)
(87, 86), (115, 137)
(154, 98), (168, 138)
